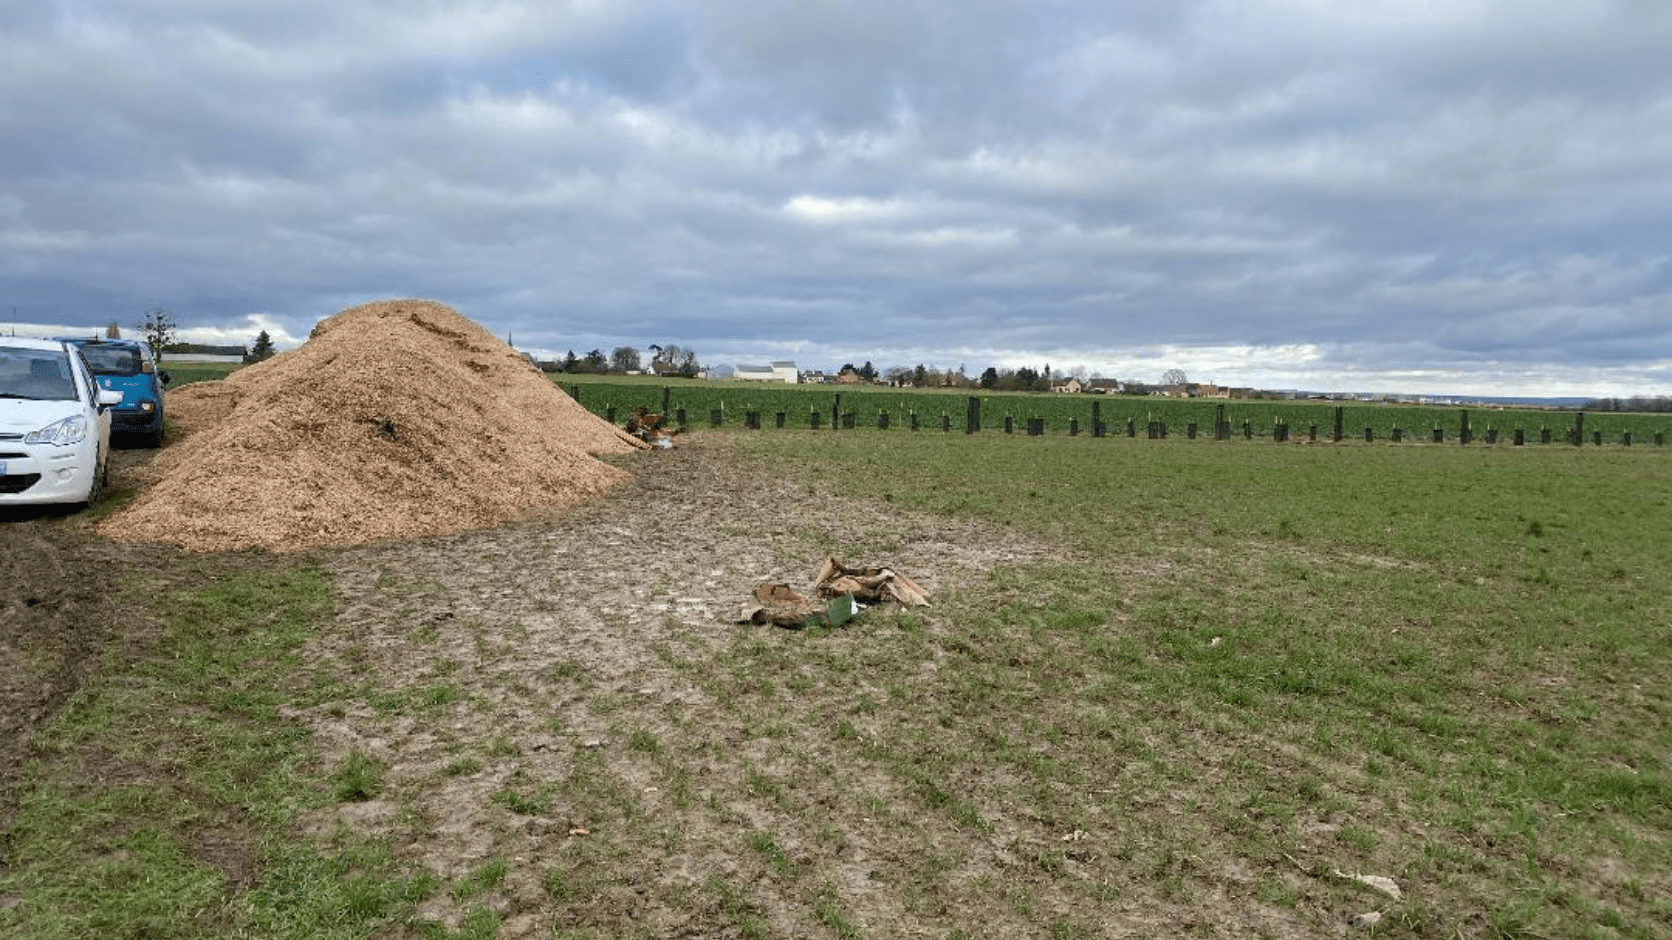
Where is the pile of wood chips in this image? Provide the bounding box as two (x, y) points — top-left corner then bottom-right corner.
(99, 298), (646, 553)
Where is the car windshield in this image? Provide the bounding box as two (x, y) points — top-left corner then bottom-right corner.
(0, 347), (78, 401)
(75, 344), (143, 376)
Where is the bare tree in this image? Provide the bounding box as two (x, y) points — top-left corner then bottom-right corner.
(138, 308), (175, 363)
(1162, 368), (1189, 387)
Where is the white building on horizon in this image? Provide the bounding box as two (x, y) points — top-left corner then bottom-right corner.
(734, 361), (798, 383)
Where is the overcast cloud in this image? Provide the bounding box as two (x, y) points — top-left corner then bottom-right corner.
(5, 0), (1670, 395)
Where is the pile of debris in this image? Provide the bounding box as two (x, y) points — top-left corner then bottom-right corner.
(100, 299), (646, 552)
(740, 558), (930, 628)
(622, 406), (680, 448)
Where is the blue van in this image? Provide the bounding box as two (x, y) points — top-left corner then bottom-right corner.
(58, 337), (170, 447)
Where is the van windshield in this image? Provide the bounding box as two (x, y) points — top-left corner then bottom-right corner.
(0, 348), (78, 401)
(74, 344), (143, 377)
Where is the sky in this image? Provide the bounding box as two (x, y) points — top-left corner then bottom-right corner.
(4, 0), (1671, 397)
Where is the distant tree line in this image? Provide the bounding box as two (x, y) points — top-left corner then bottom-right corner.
(1581, 396), (1672, 413)
(978, 365), (1055, 392)
(546, 343), (701, 377)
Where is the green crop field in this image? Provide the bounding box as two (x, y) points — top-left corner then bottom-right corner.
(160, 361), (242, 386)
(560, 374), (1672, 445)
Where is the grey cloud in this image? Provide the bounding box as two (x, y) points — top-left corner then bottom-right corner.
(3, 0), (1670, 396)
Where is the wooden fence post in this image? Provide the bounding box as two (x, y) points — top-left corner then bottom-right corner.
(775, 411), (786, 429)
(1004, 416), (1014, 434)
(1028, 418), (1044, 436)
(661, 386), (671, 417)
(1127, 418), (1137, 438)
(1243, 420), (1252, 440)
(1392, 427), (1403, 443)
(1364, 427), (1374, 442)
(878, 412), (890, 430)
(1572, 411), (1585, 446)
(910, 411), (919, 431)
(1333, 406), (1343, 443)
(1460, 409), (1472, 445)
(1623, 431), (1632, 447)
(1092, 400), (1102, 438)
(1187, 422), (1197, 439)
(1070, 418), (1080, 436)
(605, 406), (616, 424)
(1513, 428), (1525, 446)
(1593, 430), (1602, 446)
(842, 412), (855, 429)
(1432, 427), (1443, 443)
(710, 408), (723, 427)
(941, 414), (951, 432)
(967, 396), (981, 434)
(569, 384), (580, 402)
(1541, 427), (1552, 444)
(809, 410), (822, 429)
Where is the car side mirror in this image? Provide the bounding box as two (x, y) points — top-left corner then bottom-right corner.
(97, 388), (124, 410)
(159, 370), (172, 386)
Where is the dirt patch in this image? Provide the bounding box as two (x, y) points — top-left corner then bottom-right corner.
(293, 433), (1061, 936)
(98, 298), (643, 553)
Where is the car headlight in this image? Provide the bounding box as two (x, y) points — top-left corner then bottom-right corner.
(24, 415), (89, 446)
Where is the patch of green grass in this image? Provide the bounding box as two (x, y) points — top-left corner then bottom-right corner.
(0, 562), (439, 939)
(492, 788), (546, 816)
(442, 756), (484, 778)
(627, 727), (662, 755)
(745, 831), (798, 878)
(449, 858), (507, 901)
(813, 885), (863, 939)
(331, 751), (385, 802)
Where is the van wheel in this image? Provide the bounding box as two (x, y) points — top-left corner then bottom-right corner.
(146, 425), (164, 448)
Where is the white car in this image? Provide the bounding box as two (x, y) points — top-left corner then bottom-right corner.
(0, 337), (124, 507)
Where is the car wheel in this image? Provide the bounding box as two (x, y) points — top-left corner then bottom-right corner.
(85, 451), (106, 507)
(146, 424), (164, 448)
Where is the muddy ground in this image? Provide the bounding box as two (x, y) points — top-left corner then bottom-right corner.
(308, 436), (1064, 937)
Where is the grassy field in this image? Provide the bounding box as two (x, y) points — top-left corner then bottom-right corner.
(161, 361), (243, 386)
(6, 416), (1666, 938)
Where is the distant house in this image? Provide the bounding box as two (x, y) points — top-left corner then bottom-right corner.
(799, 369), (828, 384)
(1086, 379), (1122, 394)
(1052, 377), (1085, 394)
(735, 361), (798, 383)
